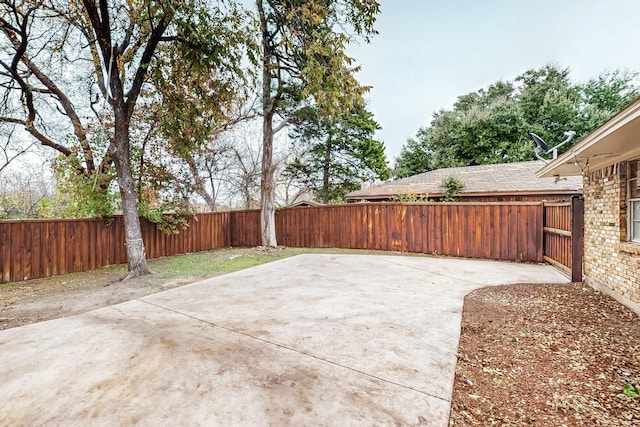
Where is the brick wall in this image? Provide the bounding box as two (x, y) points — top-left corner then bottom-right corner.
(583, 163), (640, 308)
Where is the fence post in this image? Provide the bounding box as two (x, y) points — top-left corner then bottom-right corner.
(571, 196), (584, 282)
(540, 201), (546, 262)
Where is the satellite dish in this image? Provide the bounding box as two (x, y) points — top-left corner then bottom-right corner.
(529, 131), (575, 163)
(528, 132), (549, 152)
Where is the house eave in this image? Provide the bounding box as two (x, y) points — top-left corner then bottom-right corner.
(537, 96), (640, 178)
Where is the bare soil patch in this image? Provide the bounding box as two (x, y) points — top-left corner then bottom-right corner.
(0, 266), (207, 331)
(450, 282), (640, 426)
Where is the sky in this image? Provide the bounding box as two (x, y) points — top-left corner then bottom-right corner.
(348, 0), (640, 162)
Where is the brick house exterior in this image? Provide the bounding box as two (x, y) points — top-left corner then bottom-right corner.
(538, 98), (640, 314)
(583, 164), (640, 307)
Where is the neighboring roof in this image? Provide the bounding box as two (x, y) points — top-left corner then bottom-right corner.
(285, 200), (324, 208)
(346, 161), (582, 200)
(538, 96), (640, 177)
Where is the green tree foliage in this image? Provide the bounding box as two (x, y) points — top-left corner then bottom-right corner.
(394, 66), (640, 178)
(256, 0), (379, 246)
(151, 2), (254, 160)
(440, 175), (465, 202)
(285, 103), (390, 203)
(392, 129), (434, 180)
(43, 153), (119, 219)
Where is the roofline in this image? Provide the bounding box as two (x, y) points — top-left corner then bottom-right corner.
(345, 189), (582, 201)
(537, 96), (640, 177)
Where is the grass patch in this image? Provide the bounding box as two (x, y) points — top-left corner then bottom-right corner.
(151, 246), (392, 279)
(150, 247), (313, 279)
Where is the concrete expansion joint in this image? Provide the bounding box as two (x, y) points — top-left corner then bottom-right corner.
(382, 258), (488, 287)
(137, 298), (450, 404)
(110, 306), (127, 317)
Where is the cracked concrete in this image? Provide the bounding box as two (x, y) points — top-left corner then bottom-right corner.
(0, 254), (568, 426)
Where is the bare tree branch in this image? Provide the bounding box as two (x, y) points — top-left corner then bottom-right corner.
(0, 1), (94, 172)
(0, 116), (72, 155)
(0, 126), (35, 174)
(272, 116), (291, 134)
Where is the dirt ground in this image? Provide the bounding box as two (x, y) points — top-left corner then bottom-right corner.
(2, 258), (639, 425)
(0, 267), (198, 331)
(449, 283), (640, 426)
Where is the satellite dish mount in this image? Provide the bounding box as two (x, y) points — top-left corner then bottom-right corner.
(529, 131), (575, 163)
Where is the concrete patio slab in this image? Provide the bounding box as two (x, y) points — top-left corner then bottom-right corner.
(0, 254), (568, 426)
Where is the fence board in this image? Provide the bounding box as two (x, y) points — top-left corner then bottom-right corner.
(13, 222), (24, 281)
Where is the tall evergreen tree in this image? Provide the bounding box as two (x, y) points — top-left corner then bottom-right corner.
(286, 103), (390, 203)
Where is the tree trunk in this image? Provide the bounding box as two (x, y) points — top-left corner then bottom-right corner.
(202, 193), (217, 211)
(322, 138), (332, 204)
(259, 1), (277, 248)
(194, 183), (216, 211)
(113, 111), (151, 278)
(260, 107), (277, 247)
(242, 178), (252, 209)
(204, 168), (218, 211)
(188, 157), (217, 211)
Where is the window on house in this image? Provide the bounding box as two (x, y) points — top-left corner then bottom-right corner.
(629, 159), (640, 242)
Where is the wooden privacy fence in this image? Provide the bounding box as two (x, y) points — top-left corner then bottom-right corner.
(230, 202), (544, 261)
(542, 196), (584, 282)
(0, 212), (230, 284)
(1, 201), (582, 284)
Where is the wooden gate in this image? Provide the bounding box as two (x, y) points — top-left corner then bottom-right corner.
(542, 196), (584, 282)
